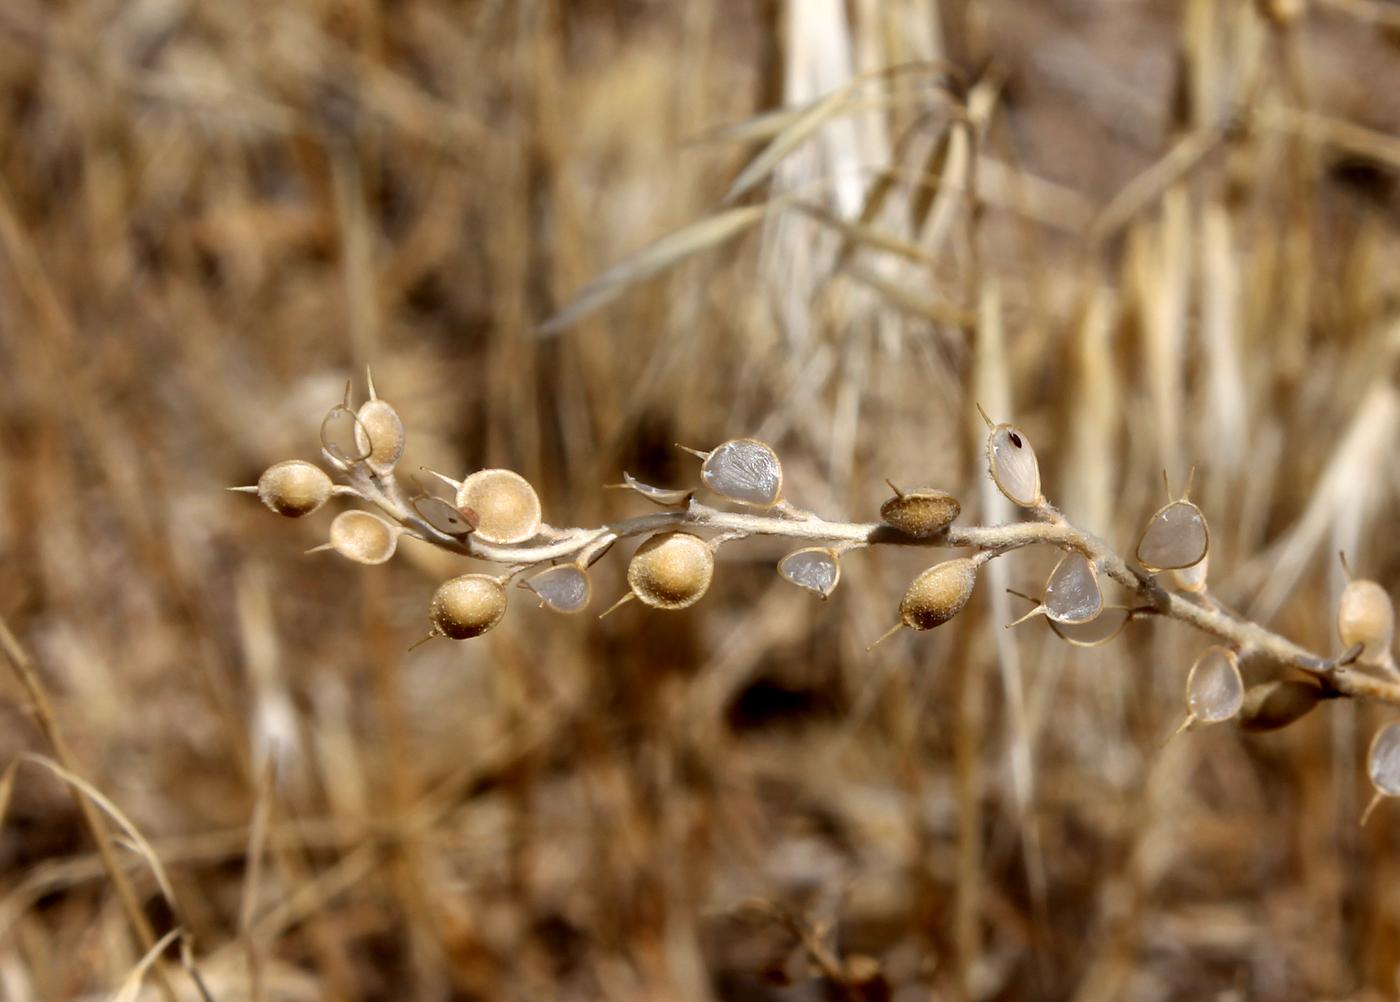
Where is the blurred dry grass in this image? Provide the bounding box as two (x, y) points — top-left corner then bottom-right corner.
(0, 0), (1399, 999)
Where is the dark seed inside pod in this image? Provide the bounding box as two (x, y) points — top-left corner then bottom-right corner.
(880, 488), (960, 538)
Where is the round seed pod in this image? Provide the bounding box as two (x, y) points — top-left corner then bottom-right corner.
(255, 460), (333, 517)
(328, 510), (399, 565)
(626, 532), (714, 610)
(525, 564), (592, 614)
(320, 405), (372, 468)
(354, 398), (406, 475)
(1043, 552), (1103, 625)
(1170, 555), (1210, 594)
(456, 469), (542, 545)
(880, 486), (960, 538)
(1185, 646), (1244, 724)
(1337, 579), (1395, 663)
(1237, 679), (1326, 733)
(985, 423), (1042, 508)
(900, 558), (979, 631)
(1137, 500), (1210, 572)
(430, 574), (508, 639)
(698, 439), (783, 507)
(777, 547), (841, 599)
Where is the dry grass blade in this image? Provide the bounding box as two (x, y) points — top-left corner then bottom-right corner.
(720, 85), (854, 205)
(111, 928), (183, 1002)
(538, 204), (769, 337)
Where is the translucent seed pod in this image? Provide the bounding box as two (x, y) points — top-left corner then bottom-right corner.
(869, 558), (979, 648)
(411, 495), (478, 538)
(777, 547), (841, 599)
(607, 472), (694, 507)
(1184, 646), (1244, 725)
(686, 438), (783, 508)
(1137, 500), (1210, 573)
(248, 460), (334, 517)
(1363, 721), (1400, 825)
(354, 398), (406, 475)
(320, 404), (373, 469)
(1170, 554), (1210, 594)
(1049, 606), (1138, 647)
(879, 483), (960, 538)
(525, 564), (593, 614)
(1043, 552), (1103, 625)
(602, 532), (715, 616)
(1237, 679), (1326, 733)
(1337, 579), (1395, 664)
(456, 469), (542, 545)
(978, 406), (1042, 508)
(429, 574), (508, 640)
(325, 510), (400, 565)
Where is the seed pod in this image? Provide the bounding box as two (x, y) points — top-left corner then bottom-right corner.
(1237, 679), (1326, 733)
(354, 398), (406, 475)
(608, 472), (694, 506)
(248, 460), (334, 517)
(870, 558), (979, 648)
(687, 439), (783, 507)
(1337, 579), (1395, 663)
(978, 407), (1042, 507)
(1185, 646), (1244, 724)
(778, 547), (841, 599)
(430, 574), (508, 639)
(1370, 722), (1400, 796)
(879, 484), (960, 537)
(411, 495), (478, 537)
(624, 531), (715, 610)
(1043, 552), (1103, 625)
(456, 469), (542, 544)
(320, 404), (372, 468)
(1137, 500), (1209, 572)
(326, 510), (399, 565)
(1049, 606), (1137, 647)
(525, 564), (593, 614)
(1170, 555), (1210, 594)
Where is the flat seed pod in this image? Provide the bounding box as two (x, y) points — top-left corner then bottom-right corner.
(880, 487), (960, 537)
(328, 510), (398, 565)
(1049, 606), (1135, 647)
(778, 547), (841, 599)
(1369, 722), (1400, 797)
(627, 532), (714, 610)
(1186, 646), (1244, 723)
(1044, 552), (1103, 625)
(255, 460), (333, 517)
(526, 564), (592, 614)
(412, 495), (478, 537)
(1170, 555), (1210, 594)
(430, 574), (508, 639)
(320, 405), (372, 467)
(986, 424), (1042, 507)
(1238, 680), (1326, 732)
(1338, 579), (1395, 662)
(699, 439), (783, 507)
(456, 469), (542, 544)
(612, 472), (694, 506)
(1136, 500), (1209, 572)
(354, 399), (406, 475)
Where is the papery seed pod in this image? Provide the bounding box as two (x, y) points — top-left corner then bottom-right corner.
(602, 532), (715, 616)
(685, 439), (783, 507)
(1137, 501), (1209, 572)
(456, 469), (542, 544)
(1369, 722), (1400, 796)
(411, 495), (478, 537)
(320, 402), (372, 469)
(978, 406), (1042, 508)
(1185, 646), (1244, 724)
(325, 510), (399, 565)
(429, 574), (508, 639)
(879, 483), (960, 538)
(870, 558), (979, 648)
(354, 397), (406, 475)
(1043, 552), (1103, 625)
(607, 472), (694, 507)
(245, 460), (334, 517)
(525, 564), (593, 614)
(1170, 555), (1210, 594)
(1337, 578), (1395, 664)
(1237, 679), (1326, 733)
(777, 547), (841, 599)
(1049, 606), (1138, 647)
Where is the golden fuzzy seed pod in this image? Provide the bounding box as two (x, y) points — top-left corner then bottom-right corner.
(255, 460), (333, 517)
(626, 531), (715, 610)
(1338, 579), (1395, 663)
(1237, 679), (1326, 733)
(327, 510), (399, 564)
(430, 574), (508, 639)
(456, 469), (543, 544)
(879, 484), (960, 538)
(901, 558), (979, 631)
(354, 398), (406, 474)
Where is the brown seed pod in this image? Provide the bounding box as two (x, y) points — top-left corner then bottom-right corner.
(1338, 578), (1395, 664)
(870, 558), (979, 648)
(246, 460), (334, 517)
(456, 469), (543, 544)
(1237, 679), (1326, 733)
(325, 510), (400, 565)
(430, 574), (508, 640)
(602, 532), (715, 616)
(879, 483), (960, 538)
